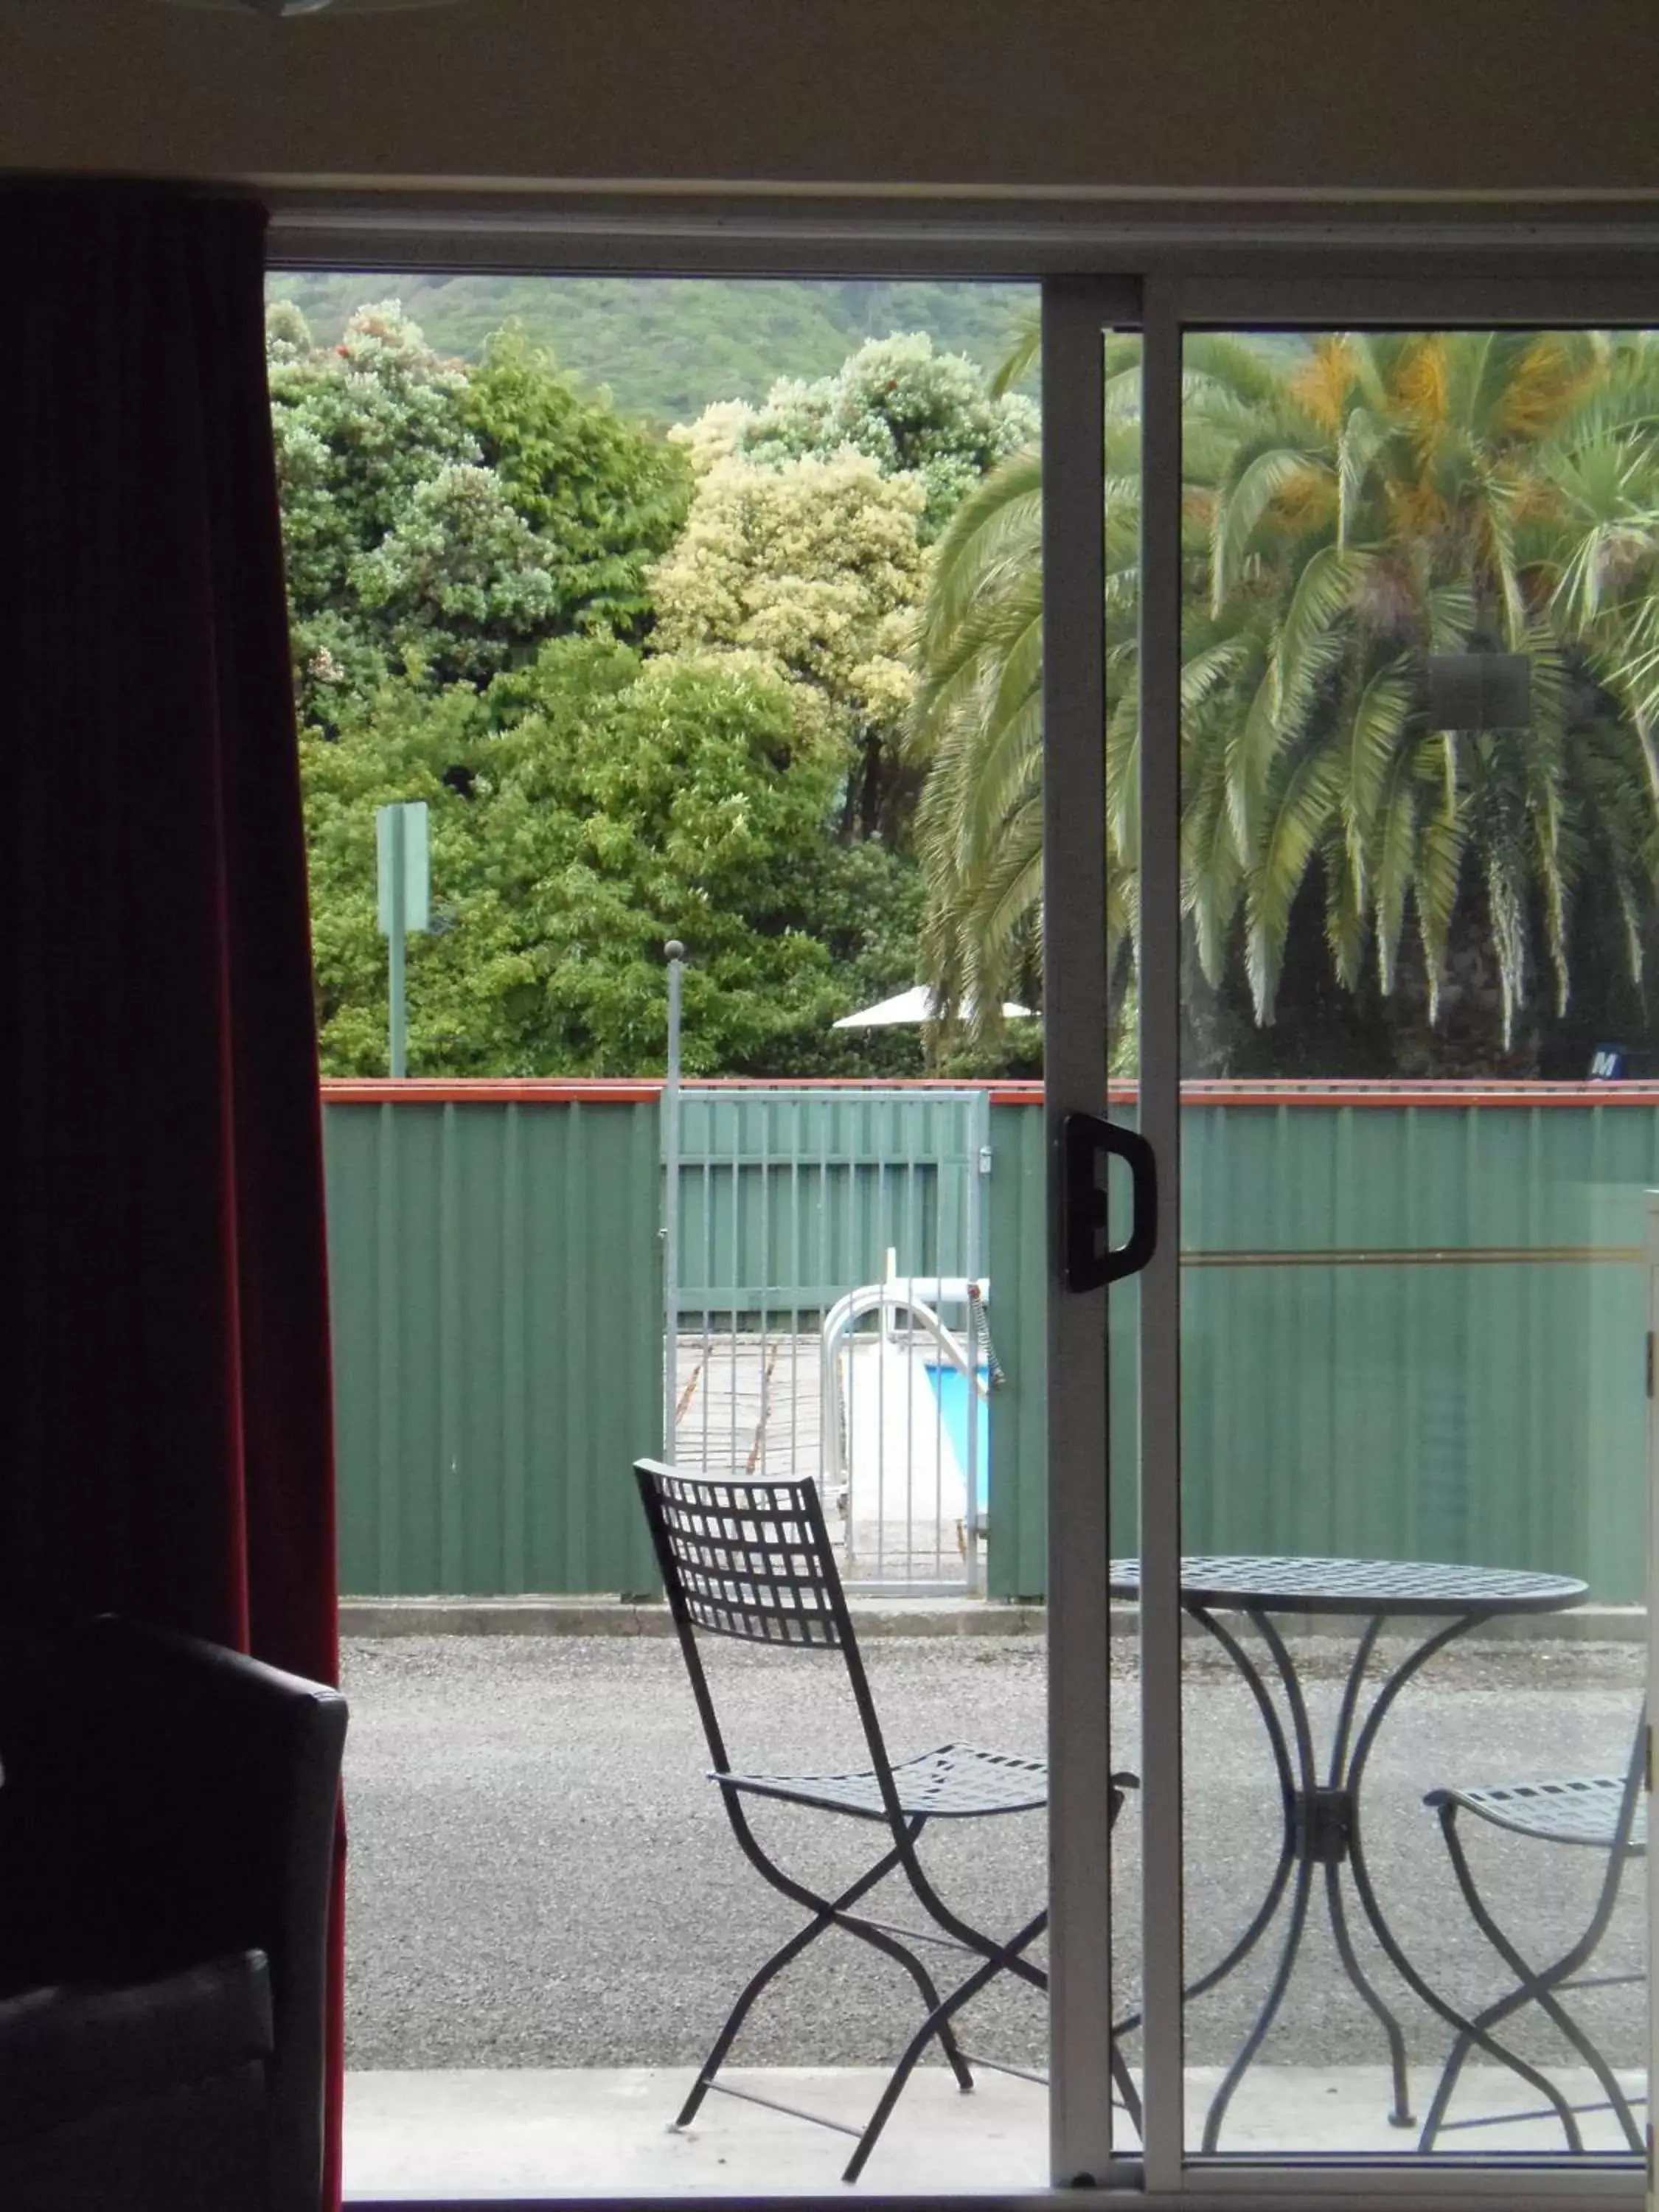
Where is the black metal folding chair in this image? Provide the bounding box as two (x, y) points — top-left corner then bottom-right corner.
(1416, 1707), (1647, 2153)
(634, 1457), (1140, 2182)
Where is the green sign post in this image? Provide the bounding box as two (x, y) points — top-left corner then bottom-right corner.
(376, 801), (430, 1077)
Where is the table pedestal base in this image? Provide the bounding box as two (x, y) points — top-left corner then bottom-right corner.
(1116, 1607), (1475, 2154)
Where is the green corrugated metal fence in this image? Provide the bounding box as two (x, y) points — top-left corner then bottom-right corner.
(322, 1087), (1657, 1604)
(981, 1097), (1653, 1604)
(1166, 1099), (1652, 1601)
(324, 1098), (663, 1597)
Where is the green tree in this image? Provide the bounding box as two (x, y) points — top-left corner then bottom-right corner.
(349, 463), (560, 689)
(462, 324), (692, 641)
(268, 299), (480, 721)
(270, 300), (693, 724)
(302, 641), (930, 1077)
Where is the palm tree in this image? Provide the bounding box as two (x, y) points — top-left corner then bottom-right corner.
(911, 326), (1659, 1068)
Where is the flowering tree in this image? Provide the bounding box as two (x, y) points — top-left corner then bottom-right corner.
(349, 464), (560, 689)
(268, 299), (479, 719)
(269, 301), (691, 723)
(649, 451), (926, 841)
(678, 331), (1036, 542)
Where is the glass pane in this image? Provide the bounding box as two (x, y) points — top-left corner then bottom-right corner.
(1173, 327), (1655, 2160)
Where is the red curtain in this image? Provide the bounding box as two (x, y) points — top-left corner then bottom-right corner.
(0, 183), (343, 2207)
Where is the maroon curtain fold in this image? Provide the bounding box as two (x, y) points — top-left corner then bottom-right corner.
(0, 181), (342, 2208)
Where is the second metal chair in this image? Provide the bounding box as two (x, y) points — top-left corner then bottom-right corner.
(1416, 1708), (1647, 2153)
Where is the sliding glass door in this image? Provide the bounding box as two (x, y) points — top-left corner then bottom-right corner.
(1044, 273), (1658, 2202)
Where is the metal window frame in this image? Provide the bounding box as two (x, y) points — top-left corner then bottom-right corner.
(1649, 1194), (1659, 2212)
(268, 204), (1659, 2212)
(265, 190), (1659, 281)
(1040, 274), (1139, 2194)
(1136, 276), (1186, 2199)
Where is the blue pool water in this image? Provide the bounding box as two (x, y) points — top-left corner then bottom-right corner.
(925, 1362), (991, 1500)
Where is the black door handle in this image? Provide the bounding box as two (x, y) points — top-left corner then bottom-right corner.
(1060, 1111), (1158, 1291)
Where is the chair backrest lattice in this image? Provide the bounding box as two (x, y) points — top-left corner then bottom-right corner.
(636, 1457), (905, 1812)
(641, 1462), (846, 1649)
(641, 1442), (938, 1823)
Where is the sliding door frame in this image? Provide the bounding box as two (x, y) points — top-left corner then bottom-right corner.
(268, 207), (1659, 2212)
(1099, 263), (1659, 2208)
(1042, 273), (1143, 2193)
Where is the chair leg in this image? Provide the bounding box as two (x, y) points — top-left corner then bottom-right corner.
(1416, 1800), (1623, 2153)
(676, 1908), (830, 2129)
(841, 1911), (977, 2095)
(1437, 1809), (1644, 2154)
(1526, 1991), (1644, 2154)
(1110, 2039), (1142, 2136)
(846, 1776), (1141, 2174)
(844, 1908), (1048, 2184)
(1417, 1999), (1585, 2153)
(697, 1787), (1083, 2174)
(677, 1837), (911, 2127)
(681, 1816), (977, 2130)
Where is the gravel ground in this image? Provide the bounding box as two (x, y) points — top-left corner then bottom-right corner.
(341, 1633), (1644, 2084)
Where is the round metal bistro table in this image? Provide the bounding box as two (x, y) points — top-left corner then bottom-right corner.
(1106, 1554), (1587, 2153)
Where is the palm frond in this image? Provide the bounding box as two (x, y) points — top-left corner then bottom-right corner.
(992, 314), (1042, 400)
(1414, 757), (1468, 1025)
(1336, 406), (1388, 547)
(1212, 447), (1330, 613)
(1245, 748), (1346, 1021)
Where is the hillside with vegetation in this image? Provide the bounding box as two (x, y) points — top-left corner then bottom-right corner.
(265, 274), (1036, 425)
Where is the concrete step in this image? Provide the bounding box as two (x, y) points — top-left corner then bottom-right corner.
(344, 2063), (1646, 2199)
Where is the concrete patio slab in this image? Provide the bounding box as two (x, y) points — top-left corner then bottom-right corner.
(344, 2065), (1644, 2199)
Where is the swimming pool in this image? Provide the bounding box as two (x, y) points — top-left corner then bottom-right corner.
(926, 1361), (991, 1505)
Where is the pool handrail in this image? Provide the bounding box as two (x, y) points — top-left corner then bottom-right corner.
(819, 1276), (990, 1513)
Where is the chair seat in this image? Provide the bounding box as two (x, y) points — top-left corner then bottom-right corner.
(1427, 1774), (1648, 1851)
(718, 1741), (1051, 1819)
(0, 1949), (273, 2144)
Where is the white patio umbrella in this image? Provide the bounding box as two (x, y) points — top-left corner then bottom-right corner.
(832, 985), (1036, 1029)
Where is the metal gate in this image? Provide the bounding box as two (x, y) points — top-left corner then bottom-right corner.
(662, 1082), (993, 1593)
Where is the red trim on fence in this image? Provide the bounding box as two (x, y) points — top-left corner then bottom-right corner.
(321, 1079), (662, 1105)
(319, 1077), (1043, 1106)
(1107, 1081), (1659, 1108)
(319, 1076), (1659, 1109)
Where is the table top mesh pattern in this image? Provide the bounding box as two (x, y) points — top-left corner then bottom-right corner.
(655, 1471), (843, 1647)
(1107, 1554), (1587, 1615)
(717, 1742), (1049, 1820)
(1431, 1773), (1648, 1851)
